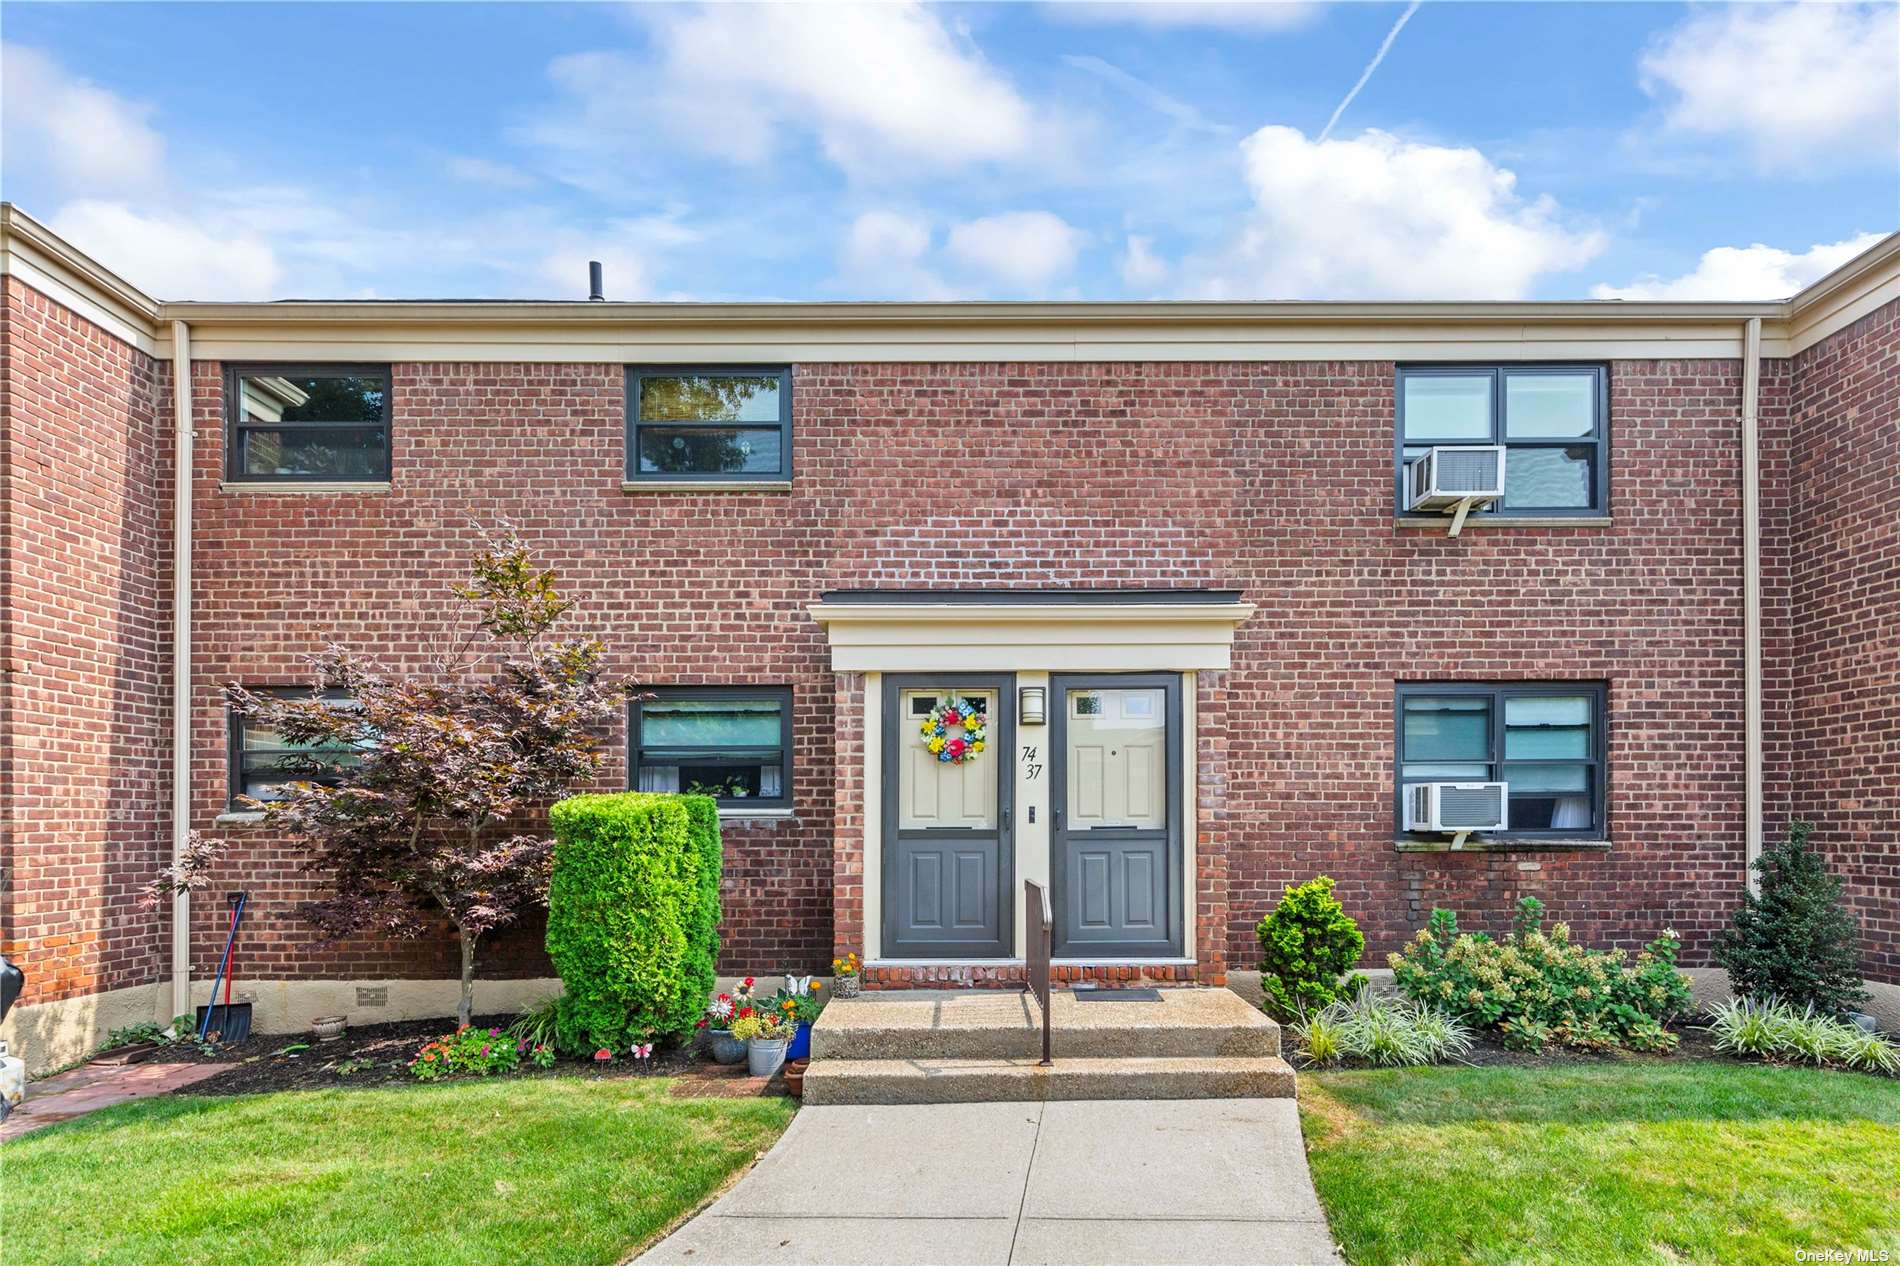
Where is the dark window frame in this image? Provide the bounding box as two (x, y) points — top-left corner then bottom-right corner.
(624, 366), (793, 485)
(629, 686), (795, 811)
(1395, 364), (1609, 518)
(227, 687), (360, 811)
(1393, 681), (1608, 840)
(224, 363), (393, 484)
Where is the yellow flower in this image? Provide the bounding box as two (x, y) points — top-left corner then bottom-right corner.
(813, 981), (823, 990)
(920, 719), (935, 736)
(972, 740), (985, 752)
(927, 736), (945, 753)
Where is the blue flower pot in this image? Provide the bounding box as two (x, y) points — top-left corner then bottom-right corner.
(786, 1021), (812, 1062)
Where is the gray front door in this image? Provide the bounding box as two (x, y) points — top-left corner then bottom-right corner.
(882, 675), (1015, 959)
(1050, 673), (1183, 959)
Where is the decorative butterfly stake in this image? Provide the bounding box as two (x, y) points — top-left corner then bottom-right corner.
(785, 975), (813, 996)
(632, 1042), (654, 1073)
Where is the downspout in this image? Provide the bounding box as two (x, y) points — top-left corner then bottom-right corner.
(1741, 317), (1762, 894)
(170, 321), (193, 1019)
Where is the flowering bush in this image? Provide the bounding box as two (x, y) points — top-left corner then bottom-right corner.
(409, 1025), (533, 1081)
(771, 976), (825, 1026)
(730, 1012), (790, 1042)
(1389, 899), (1692, 1053)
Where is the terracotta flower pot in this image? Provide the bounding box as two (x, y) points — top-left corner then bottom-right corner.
(783, 1057), (810, 1098)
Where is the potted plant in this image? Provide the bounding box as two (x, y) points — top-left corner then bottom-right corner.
(773, 976), (826, 1063)
(697, 978), (754, 1065)
(832, 952), (861, 998)
(782, 1057), (810, 1098)
(731, 1011), (791, 1076)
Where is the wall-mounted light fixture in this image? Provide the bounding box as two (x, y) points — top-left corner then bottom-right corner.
(1019, 686), (1047, 725)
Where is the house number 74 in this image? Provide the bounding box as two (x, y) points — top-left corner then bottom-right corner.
(1021, 746), (1042, 780)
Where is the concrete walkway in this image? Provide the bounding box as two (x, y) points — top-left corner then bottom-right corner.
(635, 1098), (1341, 1266)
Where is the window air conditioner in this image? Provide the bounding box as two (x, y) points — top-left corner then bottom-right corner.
(1405, 782), (1508, 843)
(1406, 446), (1505, 536)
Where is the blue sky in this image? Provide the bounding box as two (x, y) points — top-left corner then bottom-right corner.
(3, 1), (1895, 302)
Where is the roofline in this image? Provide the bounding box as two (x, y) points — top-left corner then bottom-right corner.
(3, 202), (1895, 359)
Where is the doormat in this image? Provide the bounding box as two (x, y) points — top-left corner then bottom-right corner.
(1071, 987), (1163, 1002)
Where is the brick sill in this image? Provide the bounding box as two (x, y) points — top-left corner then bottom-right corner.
(1395, 515), (1612, 529)
(717, 807), (794, 822)
(621, 481), (792, 494)
(1395, 837), (1612, 853)
(220, 481), (392, 495)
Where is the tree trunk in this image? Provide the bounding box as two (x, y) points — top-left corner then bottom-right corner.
(457, 925), (477, 1028)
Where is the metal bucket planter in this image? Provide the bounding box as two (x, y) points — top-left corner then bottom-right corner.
(708, 1029), (747, 1065)
(747, 1037), (789, 1077)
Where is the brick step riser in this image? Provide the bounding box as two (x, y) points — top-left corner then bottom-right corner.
(811, 1026), (1279, 1062)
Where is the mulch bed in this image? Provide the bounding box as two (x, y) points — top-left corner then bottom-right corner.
(146, 1015), (785, 1098)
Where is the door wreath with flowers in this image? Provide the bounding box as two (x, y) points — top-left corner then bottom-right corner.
(918, 695), (989, 764)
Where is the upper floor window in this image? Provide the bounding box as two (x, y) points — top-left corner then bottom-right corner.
(631, 687), (793, 811)
(626, 368), (791, 484)
(1396, 682), (1607, 839)
(1397, 365), (1607, 517)
(225, 365), (391, 484)
(228, 689), (365, 809)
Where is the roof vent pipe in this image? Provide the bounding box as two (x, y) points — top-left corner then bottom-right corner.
(588, 261), (604, 302)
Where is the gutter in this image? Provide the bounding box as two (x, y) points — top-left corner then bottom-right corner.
(170, 321), (193, 1019)
(1741, 317), (1763, 894)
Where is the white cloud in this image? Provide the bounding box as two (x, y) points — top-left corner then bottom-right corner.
(444, 155), (537, 190)
(1120, 234), (1170, 291)
(1180, 126), (1603, 299)
(50, 201), (282, 300)
(946, 211), (1085, 291)
(1639, 3), (1900, 171)
(1, 43), (166, 196)
(1591, 233), (1886, 301)
(1045, 2), (1319, 33)
(533, 212), (704, 300)
(534, 3), (1044, 181)
(835, 209), (958, 298)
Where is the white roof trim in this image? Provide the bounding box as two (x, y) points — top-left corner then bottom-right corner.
(4, 203), (1894, 361)
(809, 600), (1257, 673)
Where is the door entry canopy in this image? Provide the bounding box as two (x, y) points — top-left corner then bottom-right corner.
(810, 589), (1255, 673)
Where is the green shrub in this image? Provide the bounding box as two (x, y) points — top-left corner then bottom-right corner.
(1291, 986), (1471, 1068)
(1256, 876), (1367, 1020)
(1389, 899), (1692, 1052)
(508, 994), (563, 1052)
(1706, 996), (1898, 1073)
(408, 1025), (524, 1081)
(1716, 820), (1867, 1018)
(545, 792), (723, 1053)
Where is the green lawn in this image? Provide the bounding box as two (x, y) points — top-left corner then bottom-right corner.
(1301, 1061), (1900, 1266)
(3, 1077), (796, 1266)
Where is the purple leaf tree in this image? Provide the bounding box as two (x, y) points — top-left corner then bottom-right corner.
(161, 531), (628, 1026)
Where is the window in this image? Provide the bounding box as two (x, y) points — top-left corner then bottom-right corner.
(626, 367), (791, 484)
(631, 688), (793, 810)
(1397, 366), (1607, 516)
(1395, 683), (1607, 838)
(225, 365), (390, 483)
(228, 690), (365, 809)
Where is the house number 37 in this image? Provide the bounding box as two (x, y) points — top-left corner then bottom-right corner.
(1021, 746), (1042, 780)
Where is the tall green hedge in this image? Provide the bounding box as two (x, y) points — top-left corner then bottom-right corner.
(546, 792), (722, 1051)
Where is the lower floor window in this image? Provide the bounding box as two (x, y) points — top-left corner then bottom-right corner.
(631, 687), (792, 810)
(1396, 682), (1607, 837)
(228, 689), (363, 808)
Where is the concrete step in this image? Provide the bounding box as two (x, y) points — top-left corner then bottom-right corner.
(812, 987), (1281, 1062)
(802, 1055), (1296, 1105)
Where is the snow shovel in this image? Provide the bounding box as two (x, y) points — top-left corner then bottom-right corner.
(196, 892), (253, 1043)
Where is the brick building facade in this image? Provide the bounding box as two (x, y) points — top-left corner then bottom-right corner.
(3, 204), (1895, 1069)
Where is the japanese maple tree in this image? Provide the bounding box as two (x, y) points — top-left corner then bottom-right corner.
(161, 533), (626, 1025)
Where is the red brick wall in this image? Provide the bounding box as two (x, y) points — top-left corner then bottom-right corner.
(183, 357), (1765, 983)
(1786, 297), (1900, 985)
(1, 277), (171, 1008)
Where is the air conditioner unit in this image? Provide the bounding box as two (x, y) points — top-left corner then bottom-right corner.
(1405, 782), (1508, 843)
(1406, 446), (1505, 536)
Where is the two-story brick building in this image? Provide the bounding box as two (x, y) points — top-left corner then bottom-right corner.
(3, 203), (1895, 1071)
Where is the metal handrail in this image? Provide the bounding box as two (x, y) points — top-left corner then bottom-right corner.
(1024, 879), (1053, 1066)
